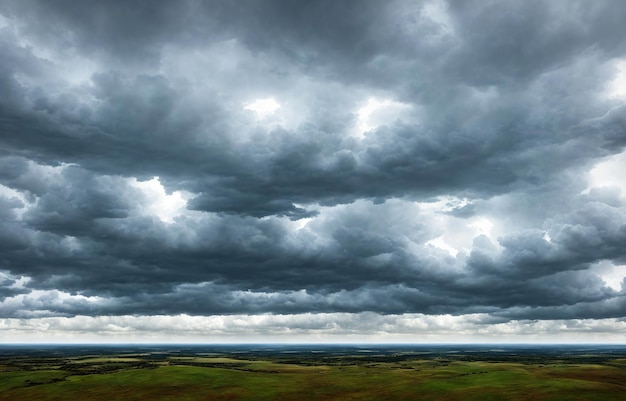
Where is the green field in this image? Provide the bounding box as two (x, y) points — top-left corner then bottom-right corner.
(1, 350), (625, 400)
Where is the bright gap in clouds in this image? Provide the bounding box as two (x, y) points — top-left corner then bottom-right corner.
(130, 177), (190, 223)
(291, 217), (313, 230)
(244, 97), (281, 118)
(426, 235), (458, 256)
(354, 97), (411, 138)
(603, 266), (626, 291)
(0, 183), (33, 220)
(421, 0), (454, 36)
(583, 150), (626, 196)
(467, 218), (494, 237)
(591, 261), (626, 291)
(420, 197), (499, 257)
(607, 59), (626, 98)
(426, 217), (495, 257)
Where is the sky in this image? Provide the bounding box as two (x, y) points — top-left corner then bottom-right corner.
(0, 0), (626, 343)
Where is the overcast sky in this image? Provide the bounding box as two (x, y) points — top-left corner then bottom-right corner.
(1, 0), (626, 343)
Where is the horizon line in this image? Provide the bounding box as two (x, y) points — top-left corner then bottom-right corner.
(1, 342), (625, 346)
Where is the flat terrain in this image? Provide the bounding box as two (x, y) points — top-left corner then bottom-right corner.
(1, 345), (625, 400)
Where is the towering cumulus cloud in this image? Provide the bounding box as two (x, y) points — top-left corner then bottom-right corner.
(1, 0), (626, 342)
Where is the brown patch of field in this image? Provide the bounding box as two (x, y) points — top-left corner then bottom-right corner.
(547, 366), (626, 388)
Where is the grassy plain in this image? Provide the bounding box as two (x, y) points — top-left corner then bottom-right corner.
(1, 346), (625, 400)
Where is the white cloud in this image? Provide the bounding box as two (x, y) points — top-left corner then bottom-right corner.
(583, 150), (626, 197)
(426, 235), (458, 257)
(353, 97), (412, 138)
(0, 183), (30, 219)
(606, 59), (626, 99)
(0, 13), (8, 29)
(467, 218), (494, 237)
(129, 176), (192, 223)
(420, 0), (455, 36)
(244, 97), (281, 118)
(591, 260), (626, 291)
(0, 287), (107, 318)
(2, 313), (626, 343)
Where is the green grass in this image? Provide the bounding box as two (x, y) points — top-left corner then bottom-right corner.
(1, 357), (625, 400)
(0, 370), (66, 393)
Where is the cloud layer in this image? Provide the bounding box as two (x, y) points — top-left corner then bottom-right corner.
(1, 0), (626, 341)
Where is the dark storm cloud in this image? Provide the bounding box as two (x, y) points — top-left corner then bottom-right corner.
(444, 1), (626, 84)
(1, 0), (624, 215)
(0, 0), (195, 67)
(0, 0), (626, 322)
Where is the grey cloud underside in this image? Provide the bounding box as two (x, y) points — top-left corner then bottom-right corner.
(1, 0), (626, 321)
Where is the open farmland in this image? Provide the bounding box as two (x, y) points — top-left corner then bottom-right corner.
(1, 345), (625, 400)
